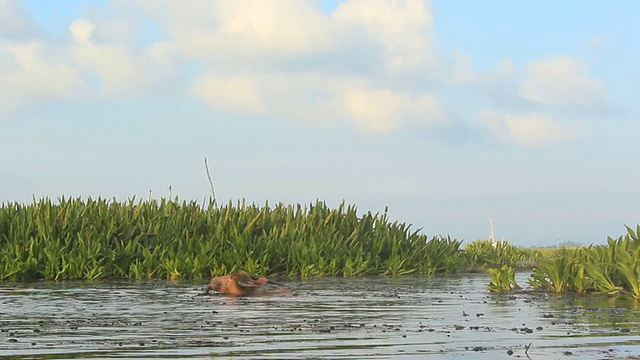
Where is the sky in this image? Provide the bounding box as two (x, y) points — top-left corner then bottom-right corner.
(1, 0), (639, 247)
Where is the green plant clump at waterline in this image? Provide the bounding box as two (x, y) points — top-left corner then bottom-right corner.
(483, 225), (640, 300)
(0, 197), (472, 282)
(528, 225), (640, 299)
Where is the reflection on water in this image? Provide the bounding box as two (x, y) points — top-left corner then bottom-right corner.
(1, 273), (640, 359)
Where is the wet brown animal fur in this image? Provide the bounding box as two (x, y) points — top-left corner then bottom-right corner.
(205, 271), (290, 296)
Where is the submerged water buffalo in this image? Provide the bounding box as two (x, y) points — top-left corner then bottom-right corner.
(205, 271), (291, 296)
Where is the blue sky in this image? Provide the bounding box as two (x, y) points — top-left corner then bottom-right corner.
(1, 0), (638, 246)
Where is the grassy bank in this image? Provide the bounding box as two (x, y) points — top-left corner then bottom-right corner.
(2, 197), (637, 300)
(0, 197), (475, 281)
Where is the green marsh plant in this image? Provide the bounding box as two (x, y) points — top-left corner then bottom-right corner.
(0, 197), (461, 281)
(528, 226), (640, 299)
(487, 265), (520, 293)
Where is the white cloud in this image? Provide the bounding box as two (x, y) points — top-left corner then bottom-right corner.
(1, 0), (444, 132)
(478, 109), (579, 146)
(344, 85), (442, 133)
(71, 42), (137, 93)
(451, 54), (608, 118)
(345, 87), (411, 133)
(334, 0), (435, 73)
(148, 0), (335, 62)
(519, 56), (606, 108)
(67, 18), (179, 95)
(191, 71), (442, 134)
(138, 0), (436, 75)
(0, 13), (181, 112)
(168, 0), (442, 133)
(1, 0), (607, 144)
(69, 19), (94, 43)
(0, 41), (85, 112)
(191, 74), (267, 114)
(448, 54), (607, 145)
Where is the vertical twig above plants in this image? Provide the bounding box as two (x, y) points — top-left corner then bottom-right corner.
(204, 157), (216, 204)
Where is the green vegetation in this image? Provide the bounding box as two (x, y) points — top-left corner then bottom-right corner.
(1, 196), (639, 300)
(464, 239), (536, 269)
(0, 197), (466, 281)
(528, 226), (640, 299)
(487, 264), (520, 293)
(482, 228), (640, 299)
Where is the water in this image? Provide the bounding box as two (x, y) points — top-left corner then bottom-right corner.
(1, 273), (640, 359)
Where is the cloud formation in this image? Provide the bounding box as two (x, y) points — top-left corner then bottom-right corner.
(478, 109), (578, 147)
(0, 0), (610, 144)
(0, 41), (85, 111)
(334, 0), (435, 73)
(344, 85), (442, 133)
(451, 54), (605, 146)
(157, 0), (335, 61)
(170, 0), (442, 133)
(519, 56), (606, 108)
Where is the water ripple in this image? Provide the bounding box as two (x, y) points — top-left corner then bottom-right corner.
(1, 274), (640, 359)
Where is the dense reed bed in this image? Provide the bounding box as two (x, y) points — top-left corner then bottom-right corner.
(2, 196), (637, 301)
(0, 197), (470, 281)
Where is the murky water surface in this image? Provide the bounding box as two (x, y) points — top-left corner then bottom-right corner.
(1, 274), (640, 359)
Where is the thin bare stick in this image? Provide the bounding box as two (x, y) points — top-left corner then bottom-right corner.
(490, 217), (495, 242)
(204, 157), (216, 203)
